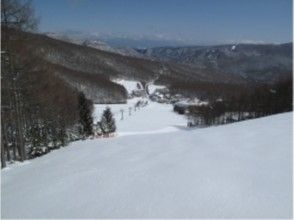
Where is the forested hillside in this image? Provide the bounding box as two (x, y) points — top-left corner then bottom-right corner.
(4, 28), (251, 100)
(138, 43), (292, 83)
(1, 0), (95, 167)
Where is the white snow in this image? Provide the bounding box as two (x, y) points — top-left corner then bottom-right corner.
(232, 45), (236, 50)
(148, 84), (166, 94)
(1, 110), (292, 218)
(176, 97), (209, 107)
(93, 99), (187, 132)
(111, 79), (142, 94)
(1, 160), (31, 171)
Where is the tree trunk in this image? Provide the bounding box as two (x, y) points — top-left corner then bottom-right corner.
(1, 141), (6, 168)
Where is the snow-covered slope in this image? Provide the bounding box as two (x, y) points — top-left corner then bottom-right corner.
(1, 109), (292, 218)
(93, 99), (187, 132)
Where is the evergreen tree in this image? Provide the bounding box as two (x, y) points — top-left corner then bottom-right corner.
(78, 92), (93, 137)
(100, 107), (116, 134)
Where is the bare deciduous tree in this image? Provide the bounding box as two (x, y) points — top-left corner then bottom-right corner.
(1, 0), (38, 31)
(1, 0), (38, 167)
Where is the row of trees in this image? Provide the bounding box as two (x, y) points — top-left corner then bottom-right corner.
(186, 79), (292, 127)
(1, 0), (38, 166)
(1, 0), (95, 167)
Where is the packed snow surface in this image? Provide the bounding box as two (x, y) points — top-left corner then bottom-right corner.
(93, 98), (187, 132)
(147, 84), (166, 94)
(1, 103), (292, 218)
(111, 79), (142, 94)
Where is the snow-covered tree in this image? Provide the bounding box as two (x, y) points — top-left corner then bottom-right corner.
(100, 107), (116, 134)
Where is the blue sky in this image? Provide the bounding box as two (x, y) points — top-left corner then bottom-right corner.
(34, 0), (292, 44)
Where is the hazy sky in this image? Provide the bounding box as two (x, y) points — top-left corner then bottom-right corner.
(34, 0), (292, 44)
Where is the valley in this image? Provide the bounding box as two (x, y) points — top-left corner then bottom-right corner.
(1, 0), (292, 218)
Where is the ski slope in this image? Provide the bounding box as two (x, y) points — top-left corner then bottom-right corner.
(1, 105), (293, 218)
(93, 98), (187, 132)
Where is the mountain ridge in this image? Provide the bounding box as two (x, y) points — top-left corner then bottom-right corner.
(6, 28), (292, 104)
(137, 43), (292, 83)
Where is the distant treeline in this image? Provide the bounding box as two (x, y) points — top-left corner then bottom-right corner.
(185, 79), (292, 127)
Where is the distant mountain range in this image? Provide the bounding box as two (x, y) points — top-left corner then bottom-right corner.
(9, 28), (293, 104)
(45, 30), (185, 50)
(45, 31), (293, 84)
(45, 32), (145, 58)
(137, 43), (292, 83)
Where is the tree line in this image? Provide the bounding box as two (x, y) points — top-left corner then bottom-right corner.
(185, 79), (292, 127)
(1, 0), (95, 167)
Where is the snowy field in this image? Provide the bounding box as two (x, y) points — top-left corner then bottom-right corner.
(1, 103), (293, 218)
(111, 79), (142, 94)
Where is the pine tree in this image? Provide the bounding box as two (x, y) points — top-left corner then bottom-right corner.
(78, 92), (93, 137)
(100, 107), (116, 134)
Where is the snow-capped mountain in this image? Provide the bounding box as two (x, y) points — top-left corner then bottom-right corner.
(138, 43), (293, 83)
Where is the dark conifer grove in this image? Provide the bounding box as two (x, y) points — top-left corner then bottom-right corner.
(78, 92), (94, 137)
